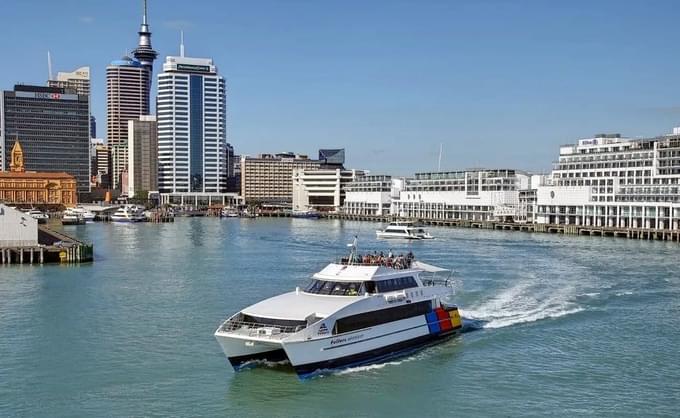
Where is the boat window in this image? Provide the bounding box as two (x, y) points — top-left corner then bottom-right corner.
(376, 276), (418, 293)
(334, 300), (432, 334)
(303, 280), (364, 296)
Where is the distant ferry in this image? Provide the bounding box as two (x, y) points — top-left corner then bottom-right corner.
(376, 221), (433, 240)
(61, 208), (85, 225)
(291, 210), (320, 219)
(214, 240), (461, 378)
(111, 205), (146, 223)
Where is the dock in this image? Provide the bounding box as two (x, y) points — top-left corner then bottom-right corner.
(0, 225), (93, 265)
(321, 213), (680, 243)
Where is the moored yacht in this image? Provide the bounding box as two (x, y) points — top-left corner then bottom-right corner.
(376, 221), (433, 240)
(110, 205), (146, 223)
(214, 240), (461, 378)
(291, 210), (320, 219)
(25, 208), (49, 224)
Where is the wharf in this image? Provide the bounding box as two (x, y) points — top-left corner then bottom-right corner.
(322, 213), (680, 243)
(0, 226), (93, 265)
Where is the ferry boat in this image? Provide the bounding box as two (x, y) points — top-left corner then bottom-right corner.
(376, 221), (433, 240)
(25, 209), (49, 224)
(214, 240), (461, 378)
(72, 206), (96, 222)
(110, 205), (146, 223)
(61, 208), (85, 225)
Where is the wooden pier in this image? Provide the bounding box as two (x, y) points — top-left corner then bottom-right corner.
(0, 226), (94, 265)
(321, 213), (680, 243)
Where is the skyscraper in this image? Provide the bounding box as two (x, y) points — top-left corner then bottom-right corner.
(105, 0), (157, 191)
(106, 56), (150, 189)
(157, 53), (228, 195)
(0, 85), (90, 193)
(47, 66), (91, 96)
(127, 115), (158, 198)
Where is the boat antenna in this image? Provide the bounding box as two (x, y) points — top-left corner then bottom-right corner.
(347, 235), (358, 264)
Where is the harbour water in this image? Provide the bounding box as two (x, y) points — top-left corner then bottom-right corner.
(1, 218), (679, 417)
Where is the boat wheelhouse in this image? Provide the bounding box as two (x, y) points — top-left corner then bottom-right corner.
(376, 221), (433, 240)
(214, 241), (461, 378)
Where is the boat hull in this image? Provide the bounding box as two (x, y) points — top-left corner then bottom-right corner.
(283, 314), (461, 378)
(291, 331), (458, 378)
(376, 232), (421, 240)
(215, 333), (286, 370)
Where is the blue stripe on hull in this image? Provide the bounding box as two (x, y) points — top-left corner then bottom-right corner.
(293, 328), (461, 379)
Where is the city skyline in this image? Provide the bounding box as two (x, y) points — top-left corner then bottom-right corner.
(2, 0), (680, 175)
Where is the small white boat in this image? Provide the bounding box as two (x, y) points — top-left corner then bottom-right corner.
(110, 205), (146, 223)
(291, 210), (320, 219)
(25, 209), (49, 224)
(62, 208), (85, 225)
(376, 221), (433, 240)
(221, 208), (239, 218)
(214, 240), (460, 378)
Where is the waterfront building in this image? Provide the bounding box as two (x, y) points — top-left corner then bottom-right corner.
(0, 85), (90, 193)
(157, 53), (228, 198)
(0, 203), (38, 247)
(292, 168), (366, 212)
(343, 175), (394, 216)
(393, 169), (533, 222)
(535, 131), (680, 230)
(127, 115), (158, 198)
(0, 140), (77, 207)
(47, 66), (91, 96)
(240, 153), (322, 206)
(106, 56), (150, 190)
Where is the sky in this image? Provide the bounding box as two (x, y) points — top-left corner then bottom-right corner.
(2, 0), (680, 175)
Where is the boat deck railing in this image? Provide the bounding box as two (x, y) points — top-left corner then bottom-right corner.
(219, 320), (305, 339)
(337, 257), (415, 270)
(421, 277), (455, 288)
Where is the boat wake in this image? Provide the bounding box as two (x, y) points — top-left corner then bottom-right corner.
(461, 279), (584, 329)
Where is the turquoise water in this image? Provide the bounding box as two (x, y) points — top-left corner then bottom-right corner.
(1, 218), (679, 417)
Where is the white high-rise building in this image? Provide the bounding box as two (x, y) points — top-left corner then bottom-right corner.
(157, 54), (228, 197)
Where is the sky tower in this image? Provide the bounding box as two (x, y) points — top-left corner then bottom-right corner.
(132, 0), (158, 76)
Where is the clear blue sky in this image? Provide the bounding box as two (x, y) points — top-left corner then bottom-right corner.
(2, 0), (680, 175)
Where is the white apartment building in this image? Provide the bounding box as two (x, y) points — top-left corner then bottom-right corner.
(536, 131), (680, 230)
(343, 175), (394, 216)
(157, 55), (228, 197)
(292, 168), (365, 212)
(394, 169), (532, 221)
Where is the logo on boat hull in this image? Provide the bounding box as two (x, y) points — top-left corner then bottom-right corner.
(318, 323), (329, 335)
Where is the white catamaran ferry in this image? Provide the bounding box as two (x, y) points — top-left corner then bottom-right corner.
(376, 221), (433, 240)
(214, 240), (462, 378)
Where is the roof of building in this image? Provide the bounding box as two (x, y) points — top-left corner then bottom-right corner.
(0, 171), (75, 180)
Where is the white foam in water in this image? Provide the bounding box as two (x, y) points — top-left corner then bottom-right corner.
(334, 352), (423, 376)
(462, 277), (584, 329)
